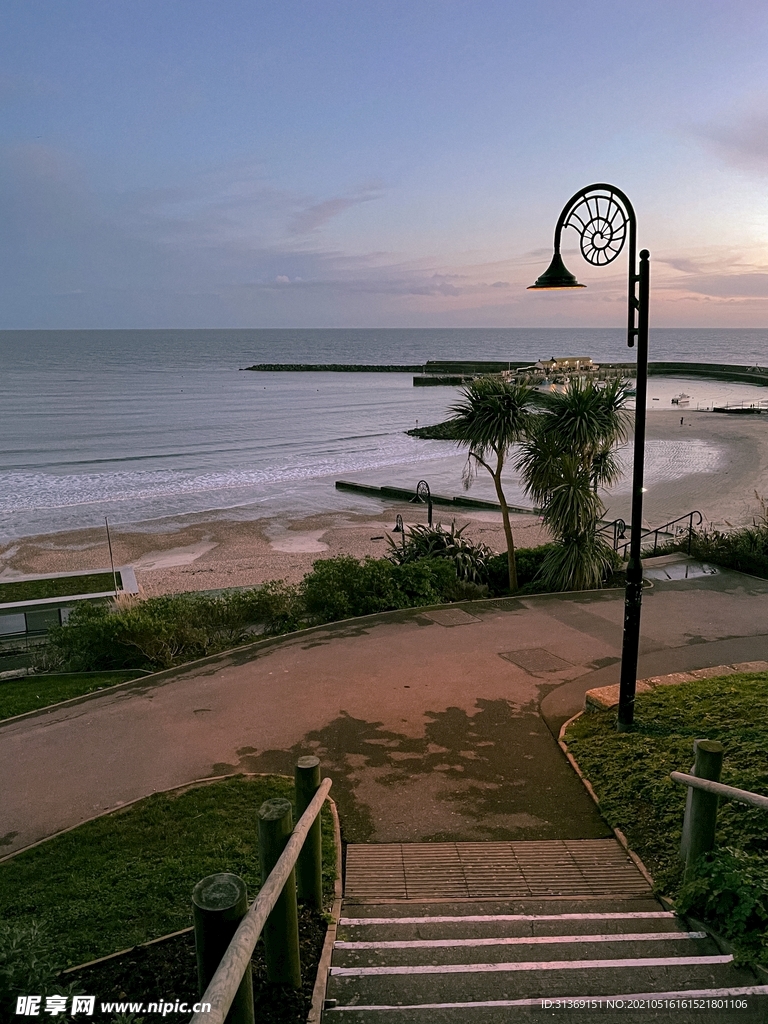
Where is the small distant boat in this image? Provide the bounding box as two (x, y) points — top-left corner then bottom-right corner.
(671, 393), (690, 405)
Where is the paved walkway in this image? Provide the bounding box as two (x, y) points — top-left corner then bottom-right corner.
(3, 558), (768, 856)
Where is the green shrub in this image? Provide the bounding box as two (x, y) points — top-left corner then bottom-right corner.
(301, 555), (472, 623)
(387, 523), (492, 584)
(678, 848), (768, 962)
(47, 588), (300, 673)
(689, 524), (768, 579)
(47, 554), (484, 673)
(484, 544), (560, 596)
(301, 556), (401, 622)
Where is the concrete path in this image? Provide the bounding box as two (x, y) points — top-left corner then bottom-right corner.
(3, 559), (768, 856)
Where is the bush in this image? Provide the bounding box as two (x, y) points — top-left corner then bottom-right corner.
(46, 556), (483, 673)
(677, 848), (768, 963)
(387, 523), (492, 584)
(301, 556), (401, 622)
(483, 544), (560, 596)
(47, 588), (301, 673)
(689, 524), (768, 579)
(538, 533), (618, 592)
(301, 555), (475, 623)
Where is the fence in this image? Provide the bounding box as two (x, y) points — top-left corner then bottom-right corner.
(190, 757), (332, 1024)
(672, 739), (768, 881)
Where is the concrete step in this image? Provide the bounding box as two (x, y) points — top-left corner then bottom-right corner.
(326, 958), (757, 1003)
(324, 843), (767, 1021)
(337, 902), (683, 942)
(324, 988), (768, 1024)
(325, 900), (766, 1021)
(332, 931), (716, 968)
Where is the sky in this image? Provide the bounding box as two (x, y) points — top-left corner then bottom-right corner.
(2, 0), (768, 329)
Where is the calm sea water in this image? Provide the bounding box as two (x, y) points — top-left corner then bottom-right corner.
(2, 328), (767, 539)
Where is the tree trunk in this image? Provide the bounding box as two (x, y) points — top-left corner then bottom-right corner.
(492, 465), (518, 592)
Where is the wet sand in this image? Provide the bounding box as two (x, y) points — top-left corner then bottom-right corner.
(2, 410), (768, 595)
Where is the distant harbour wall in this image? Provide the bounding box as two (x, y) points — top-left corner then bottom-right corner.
(242, 359), (768, 388)
(241, 363), (424, 372)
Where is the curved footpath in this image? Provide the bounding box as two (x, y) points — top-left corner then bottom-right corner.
(3, 558), (768, 857)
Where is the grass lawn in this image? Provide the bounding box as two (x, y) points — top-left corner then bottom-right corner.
(0, 572), (121, 604)
(0, 672), (147, 721)
(0, 775), (337, 972)
(564, 672), (768, 963)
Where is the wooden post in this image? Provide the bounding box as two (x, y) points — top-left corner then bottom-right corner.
(295, 755), (323, 910)
(192, 873), (254, 1024)
(680, 738), (724, 880)
(258, 798), (302, 988)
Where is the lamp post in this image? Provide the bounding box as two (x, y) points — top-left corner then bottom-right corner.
(528, 183), (649, 730)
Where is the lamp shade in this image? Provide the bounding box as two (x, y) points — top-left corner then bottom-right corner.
(527, 252), (586, 290)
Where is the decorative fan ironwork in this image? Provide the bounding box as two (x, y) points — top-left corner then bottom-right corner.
(563, 189), (628, 266)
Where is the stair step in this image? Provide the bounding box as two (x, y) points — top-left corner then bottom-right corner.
(338, 907), (685, 943)
(326, 959), (758, 1004)
(333, 932), (711, 968)
(326, 844), (765, 1021)
(324, 985), (768, 1023)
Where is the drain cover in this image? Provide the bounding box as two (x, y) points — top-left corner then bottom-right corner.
(500, 647), (573, 673)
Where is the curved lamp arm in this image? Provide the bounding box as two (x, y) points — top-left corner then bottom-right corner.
(529, 183), (639, 349)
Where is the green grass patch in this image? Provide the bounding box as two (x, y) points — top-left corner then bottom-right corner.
(0, 573), (120, 604)
(0, 672), (147, 721)
(564, 672), (768, 963)
(0, 775), (337, 971)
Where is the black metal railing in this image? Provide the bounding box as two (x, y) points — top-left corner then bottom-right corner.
(604, 510), (703, 558)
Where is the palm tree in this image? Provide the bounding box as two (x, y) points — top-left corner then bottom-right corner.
(450, 377), (537, 591)
(517, 377), (632, 591)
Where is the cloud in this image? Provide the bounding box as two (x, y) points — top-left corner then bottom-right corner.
(695, 105), (768, 174)
(289, 188), (382, 234)
(668, 272), (768, 299)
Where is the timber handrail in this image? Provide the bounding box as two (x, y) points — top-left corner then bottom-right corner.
(671, 771), (768, 811)
(190, 776), (332, 1024)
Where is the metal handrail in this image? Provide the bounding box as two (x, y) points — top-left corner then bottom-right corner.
(671, 772), (768, 811)
(617, 510), (703, 557)
(190, 777), (332, 1024)
(596, 517), (627, 552)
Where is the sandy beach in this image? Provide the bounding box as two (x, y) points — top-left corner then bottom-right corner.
(2, 410), (768, 595)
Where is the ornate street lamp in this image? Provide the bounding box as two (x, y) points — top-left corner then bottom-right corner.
(528, 183), (650, 730)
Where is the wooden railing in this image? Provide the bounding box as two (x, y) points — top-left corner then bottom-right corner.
(672, 739), (767, 881)
(190, 760), (332, 1024)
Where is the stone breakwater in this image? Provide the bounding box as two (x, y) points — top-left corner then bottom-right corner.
(241, 359), (768, 388)
(241, 363), (423, 372)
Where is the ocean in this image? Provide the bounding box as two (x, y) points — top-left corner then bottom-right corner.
(2, 328), (768, 540)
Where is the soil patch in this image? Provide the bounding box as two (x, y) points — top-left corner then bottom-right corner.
(66, 905), (326, 1024)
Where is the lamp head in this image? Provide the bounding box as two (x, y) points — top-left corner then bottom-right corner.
(527, 252), (586, 290)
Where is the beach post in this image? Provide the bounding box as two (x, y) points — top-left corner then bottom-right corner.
(680, 739), (724, 880)
(257, 798), (302, 987)
(528, 184), (649, 731)
(192, 872), (255, 1024)
(295, 755), (323, 910)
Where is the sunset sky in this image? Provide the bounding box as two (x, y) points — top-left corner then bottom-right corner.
(2, 0), (768, 329)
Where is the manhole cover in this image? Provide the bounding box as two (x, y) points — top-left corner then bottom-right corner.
(500, 647), (573, 673)
(424, 608), (481, 627)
